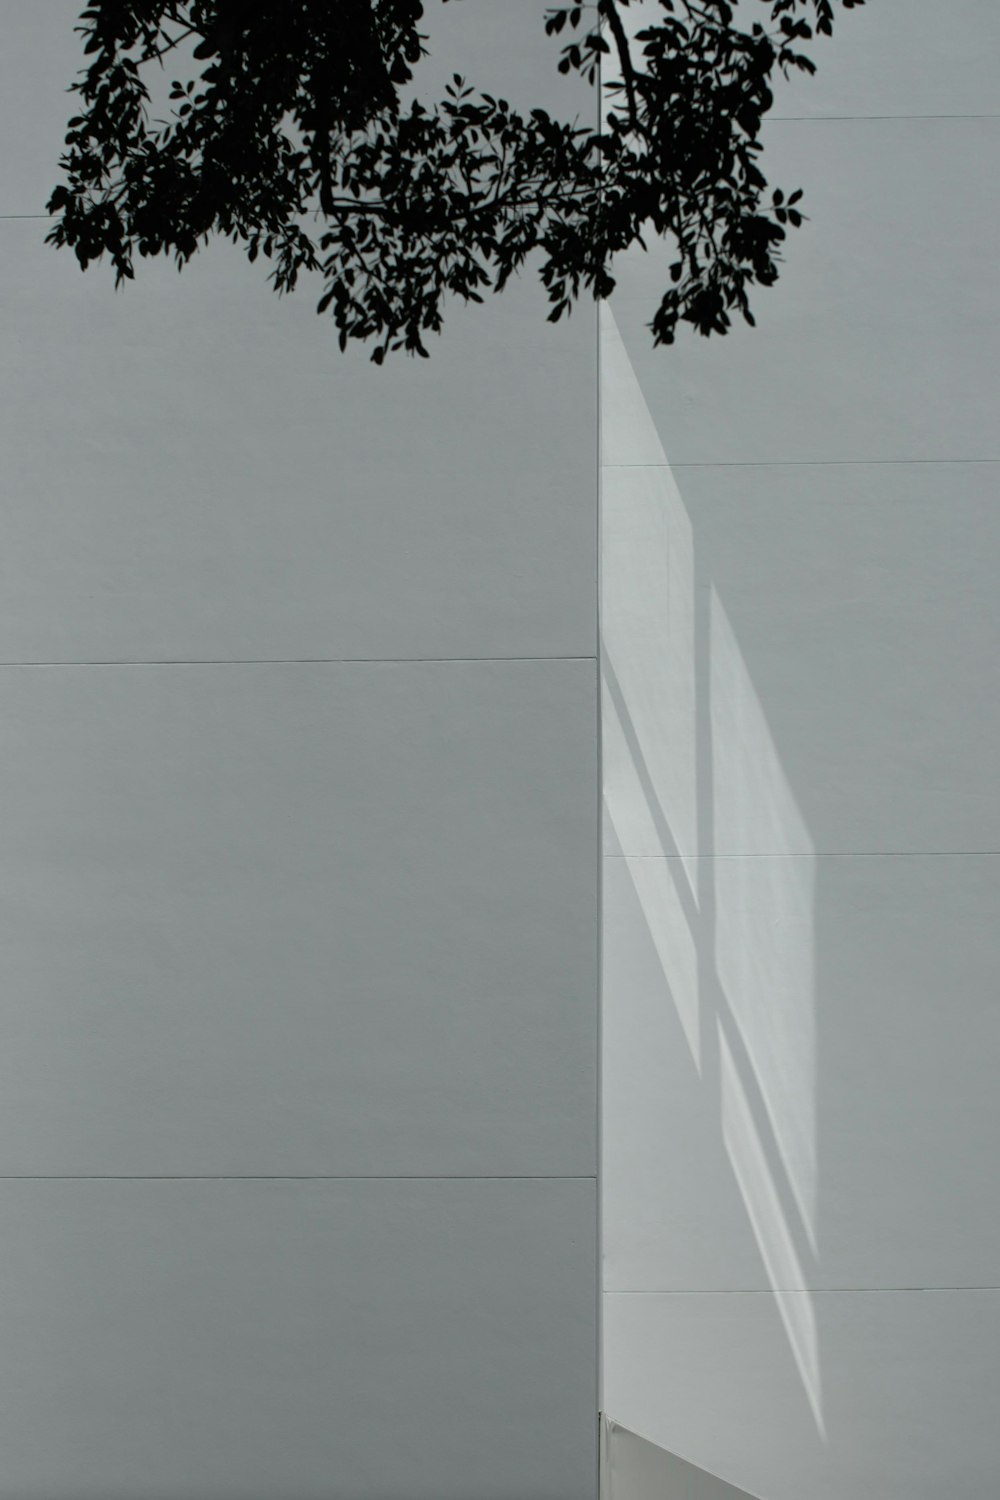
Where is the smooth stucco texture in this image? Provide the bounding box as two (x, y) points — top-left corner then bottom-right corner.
(0, 661), (597, 1178)
(601, 1417), (763, 1500)
(0, 4), (598, 1497)
(601, 2), (1000, 1497)
(0, 1179), (597, 1500)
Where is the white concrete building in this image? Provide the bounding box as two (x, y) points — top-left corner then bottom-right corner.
(602, 3), (1000, 1497)
(0, 4), (597, 1496)
(0, 3), (997, 1498)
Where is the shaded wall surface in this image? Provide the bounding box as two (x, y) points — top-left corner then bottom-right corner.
(0, 4), (598, 1497)
(601, 2), (1000, 1497)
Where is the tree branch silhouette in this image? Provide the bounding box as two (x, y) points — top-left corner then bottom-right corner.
(47, 0), (865, 360)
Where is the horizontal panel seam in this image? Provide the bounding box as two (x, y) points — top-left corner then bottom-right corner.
(604, 850), (1000, 860)
(0, 655), (599, 667)
(601, 459), (1000, 470)
(0, 1174), (599, 1181)
(605, 1285), (1000, 1295)
(768, 113), (1000, 122)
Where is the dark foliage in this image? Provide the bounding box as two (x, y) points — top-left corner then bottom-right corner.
(47, 0), (864, 360)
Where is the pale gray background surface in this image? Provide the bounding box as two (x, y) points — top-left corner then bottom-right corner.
(0, 4), (599, 1496)
(0, 1179), (596, 1500)
(602, 1417), (763, 1500)
(0, 662), (597, 1178)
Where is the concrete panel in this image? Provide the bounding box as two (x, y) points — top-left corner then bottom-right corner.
(610, 119), (1000, 464)
(0, 1176), (597, 1500)
(0, 660), (597, 1176)
(810, 852), (1000, 1289)
(765, 0), (1000, 119)
(604, 460), (1000, 856)
(602, 850), (1000, 1293)
(601, 853), (767, 1294)
(0, 0), (81, 215)
(614, 0), (1000, 121)
(0, 219), (595, 663)
(603, 1288), (1000, 1500)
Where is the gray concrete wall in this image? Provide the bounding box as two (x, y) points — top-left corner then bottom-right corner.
(0, 4), (598, 1496)
(601, 2), (1000, 1496)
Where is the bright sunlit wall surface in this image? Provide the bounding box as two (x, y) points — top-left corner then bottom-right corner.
(601, 4), (1000, 1497)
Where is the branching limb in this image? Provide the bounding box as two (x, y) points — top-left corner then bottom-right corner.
(597, 0), (639, 129)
